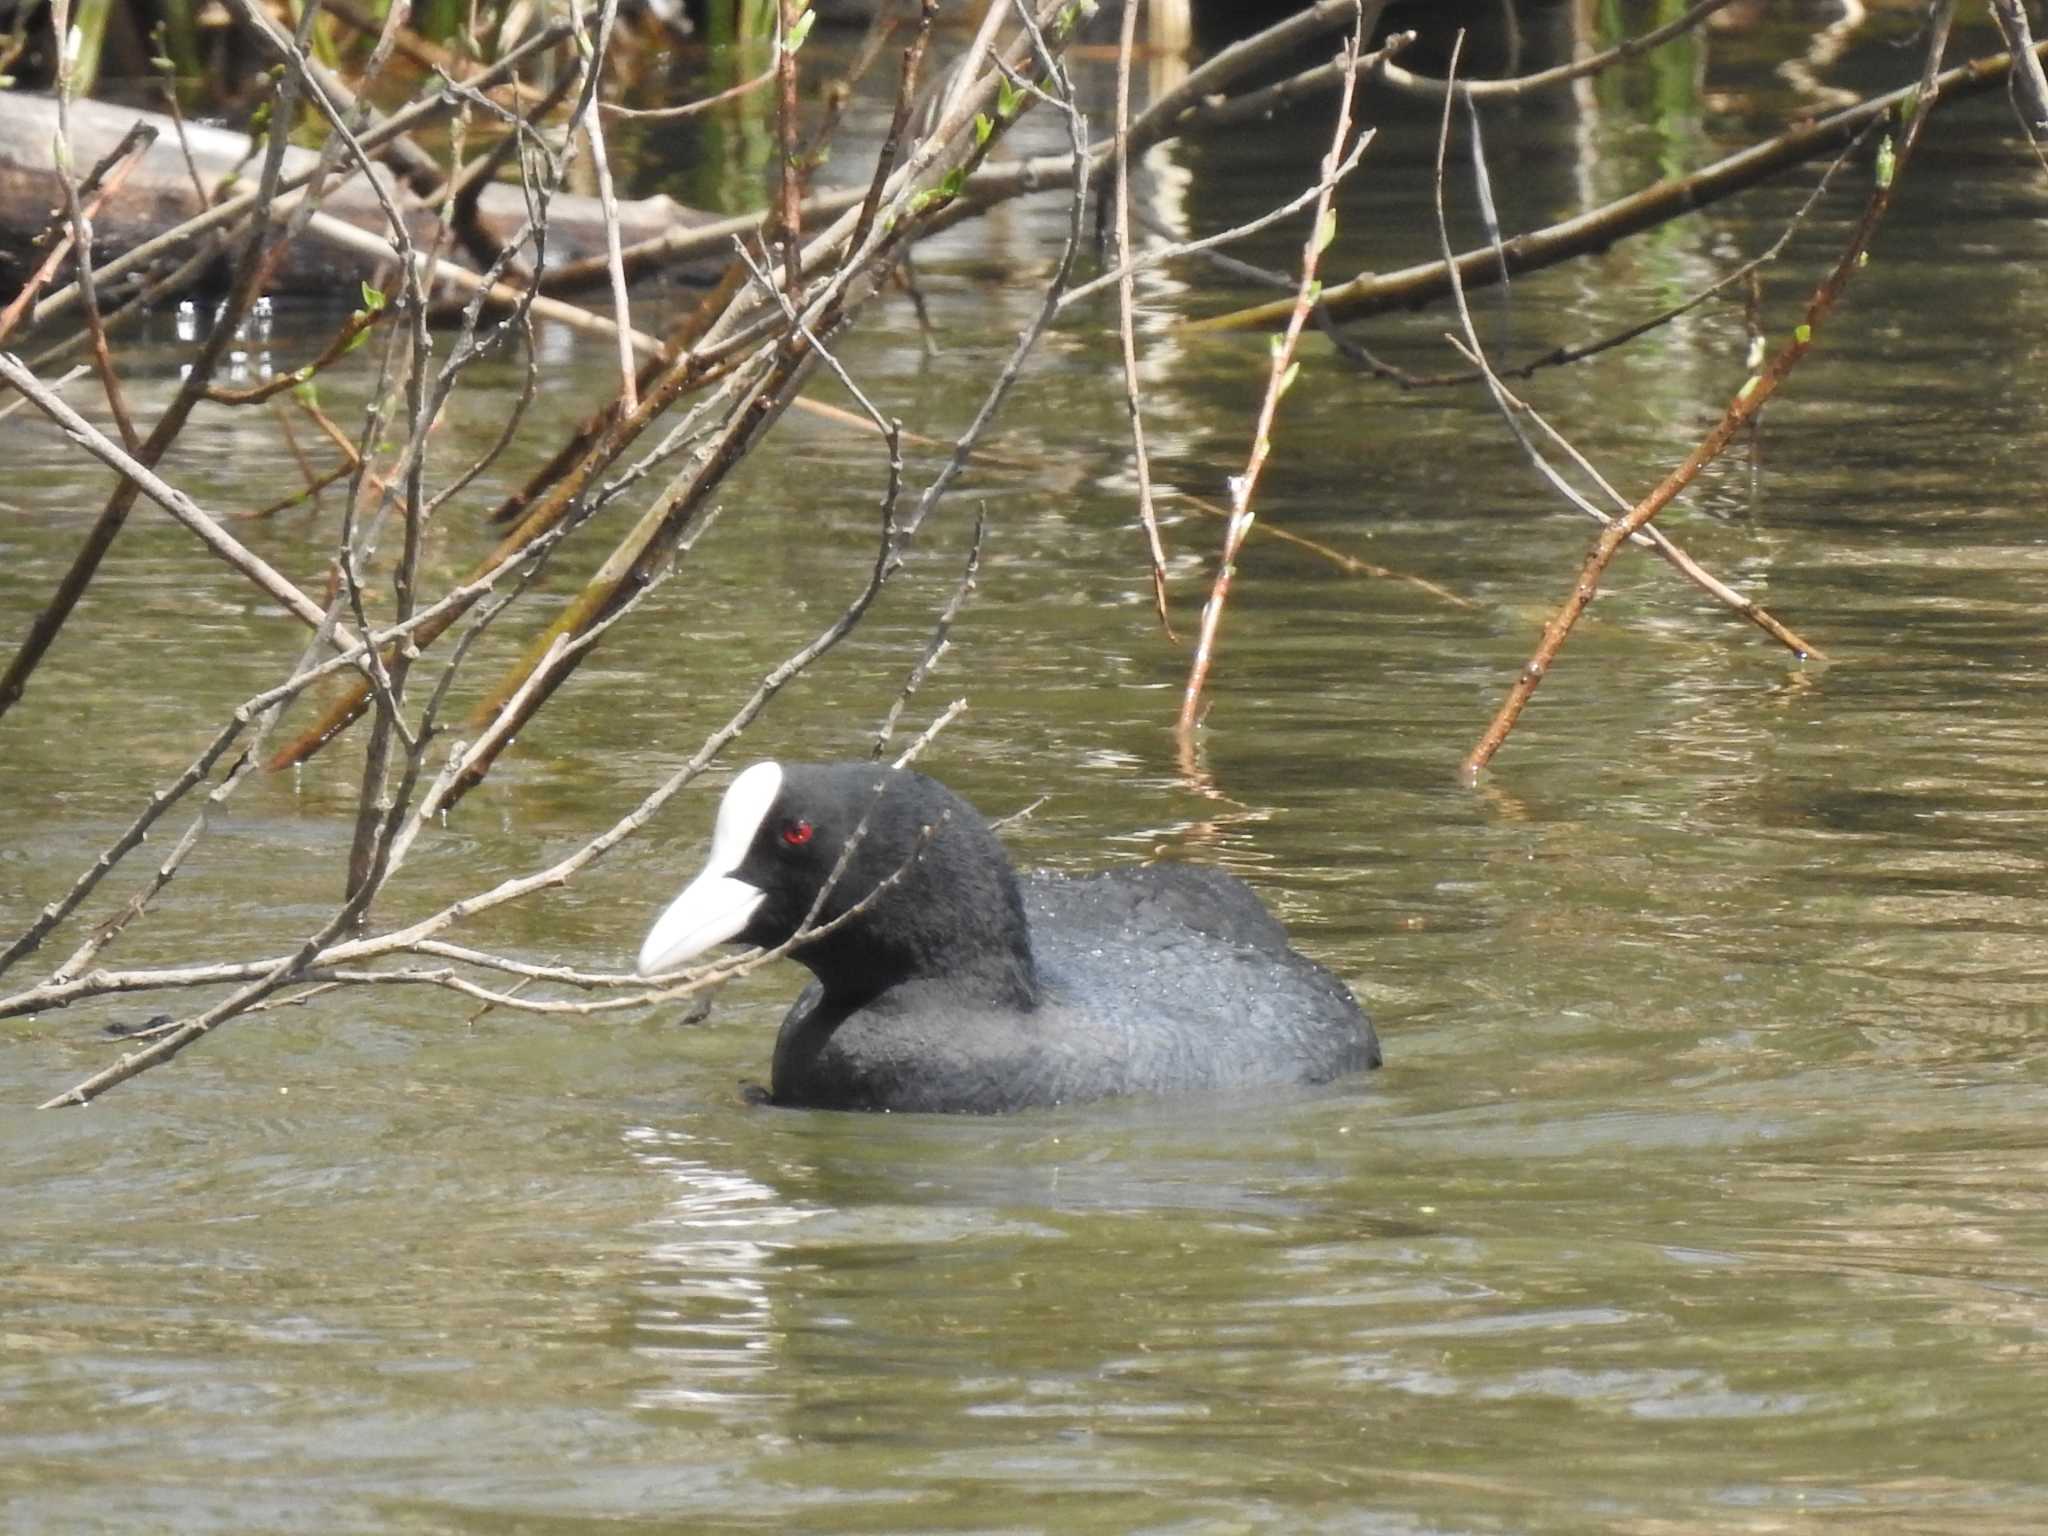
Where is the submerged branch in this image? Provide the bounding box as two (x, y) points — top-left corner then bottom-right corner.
(1191, 32), (2048, 334)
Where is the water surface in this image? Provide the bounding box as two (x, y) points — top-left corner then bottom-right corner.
(6, 14), (2048, 1533)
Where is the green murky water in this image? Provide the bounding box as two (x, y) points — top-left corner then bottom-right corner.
(6, 15), (2048, 1532)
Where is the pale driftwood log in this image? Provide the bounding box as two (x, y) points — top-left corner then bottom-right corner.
(0, 92), (720, 303)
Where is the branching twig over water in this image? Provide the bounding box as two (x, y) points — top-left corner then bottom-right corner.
(1423, 38), (1824, 674)
(1459, 3), (1958, 780)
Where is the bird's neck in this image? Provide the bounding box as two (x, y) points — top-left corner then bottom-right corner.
(800, 878), (1040, 1011)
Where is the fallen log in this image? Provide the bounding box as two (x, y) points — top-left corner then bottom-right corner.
(0, 91), (719, 306)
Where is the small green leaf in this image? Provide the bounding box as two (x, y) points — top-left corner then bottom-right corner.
(359, 282), (387, 312)
(1313, 208), (1337, 256)
(293, 379), (319, 408)
(974, 112), (993, 147)
(1874, 134), (1895, 189)
(1304, 278), (1323, 305)
(1277, 360), (1301, 397)
(997, 76), (1021, 119)
(1268, 332), (1286, 361)
(1857, 250), (1870, 268)
(784, 8), (814, 53)
(1793, 322), (1811, 345)
(938, 166), (965, 200)
(1736, 375), (1760, 401)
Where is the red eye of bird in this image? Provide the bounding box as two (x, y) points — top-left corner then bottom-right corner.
(780, 819), (814, 848)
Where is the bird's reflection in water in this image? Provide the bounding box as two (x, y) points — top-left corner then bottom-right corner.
(621, 1125), (816, 1417)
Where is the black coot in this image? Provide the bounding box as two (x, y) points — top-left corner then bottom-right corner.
(637, 762), (1380, 1113)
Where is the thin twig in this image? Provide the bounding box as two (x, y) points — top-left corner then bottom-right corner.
(874, 516), (986, 757)
(1176, 491), (1471, 609)
(570, 0), (637, 411)
(1109, 0), (1173, 636)
(1059, 124), (1372, 313)
(777, 0), (804, 306)
(1371, 0), (1743, 104)
(602, 60), (778, 120)
(1176, 7), (1369, 736)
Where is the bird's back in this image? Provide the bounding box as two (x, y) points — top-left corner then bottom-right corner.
(768, 863), (1377, 1112)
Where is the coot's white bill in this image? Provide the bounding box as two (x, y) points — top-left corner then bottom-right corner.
(637, 871), (764, 975)
(636, 761), (784, 976)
